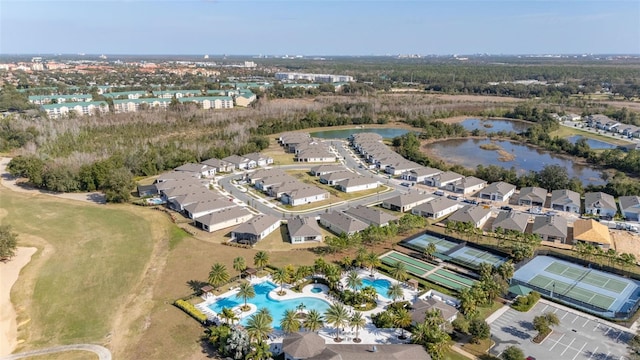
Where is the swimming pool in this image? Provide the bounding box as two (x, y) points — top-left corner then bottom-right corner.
(207, 281), (331, 329)
(360, 278), (392, 299)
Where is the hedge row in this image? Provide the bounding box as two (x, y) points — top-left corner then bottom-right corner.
(174, 299), (208, 324)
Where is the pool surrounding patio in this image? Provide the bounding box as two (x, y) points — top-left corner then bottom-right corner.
(206, 281), (331, 329)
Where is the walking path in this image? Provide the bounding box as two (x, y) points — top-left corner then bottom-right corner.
(0, 344), (111, 360)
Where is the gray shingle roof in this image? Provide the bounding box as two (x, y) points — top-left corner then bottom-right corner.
(532, 215), (568, 238)
(193, 206), (253, 226)
(287, 216), (323, 238)
(584, 192), (617, 211)
(519, 187), (547, 203)
(319, 212), (368, 234)
(482, 181), (516, 196)
(232, 214), (280, 236)
(343, 205), (398, 226)
(448, 205), (491, 225)
(619, 196), (640, 214)
(550, 189), (581, 207)
(492, 211), (530, 233)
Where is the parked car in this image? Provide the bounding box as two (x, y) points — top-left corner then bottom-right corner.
(434, 190), (445, 196)
(462, 199), (478, 205)
(400, 182), (411, 187)
(447, 195), (459, 200)
(500, 206), (513, 211)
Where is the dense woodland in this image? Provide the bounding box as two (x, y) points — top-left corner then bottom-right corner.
(2, 58), (640, 200)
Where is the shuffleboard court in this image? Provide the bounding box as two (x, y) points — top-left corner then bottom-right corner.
(425, 273), (472, 291)
(379, 251), (435, 277)
(434, 269), (476, 287)
(513, 255), (640, 319)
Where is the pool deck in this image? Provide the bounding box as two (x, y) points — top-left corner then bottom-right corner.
(197, 271), (421, 347)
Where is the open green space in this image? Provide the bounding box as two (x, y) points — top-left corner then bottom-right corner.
(2, 189), (155, 349)
(551, 125), (632, 146)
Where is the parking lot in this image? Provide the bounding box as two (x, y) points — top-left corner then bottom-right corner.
(489, 301), (633, 360)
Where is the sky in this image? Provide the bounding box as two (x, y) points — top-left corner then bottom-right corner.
(1, 0), (639, 55)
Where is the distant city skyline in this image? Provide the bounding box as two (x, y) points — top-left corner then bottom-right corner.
(1, 0), (639, 55)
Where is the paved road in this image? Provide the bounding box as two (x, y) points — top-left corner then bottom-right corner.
(216, 140), (411, 218)
(0, 344), (111, 360)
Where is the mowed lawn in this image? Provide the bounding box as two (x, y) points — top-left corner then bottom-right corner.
(2, 189), (154, 349)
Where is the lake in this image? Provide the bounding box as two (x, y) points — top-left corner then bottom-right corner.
(425, 138), (606, 185)
(310, 127), (411, 139)
(459, 118), (531, 133)
(566, 135), (618, 150)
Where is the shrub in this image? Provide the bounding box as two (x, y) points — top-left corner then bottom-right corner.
(511, 291), (540, 312)
(175, 299), (208, 323)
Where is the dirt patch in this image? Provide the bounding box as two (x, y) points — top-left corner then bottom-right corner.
(612, 230), (640, 259)
(0, 247), (37, 356)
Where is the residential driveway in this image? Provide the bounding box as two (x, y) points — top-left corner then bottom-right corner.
(488, 301), (633, 360)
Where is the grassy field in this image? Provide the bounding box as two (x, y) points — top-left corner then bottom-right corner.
(551, 125), (632, 146)
(1, 188), (156, 350)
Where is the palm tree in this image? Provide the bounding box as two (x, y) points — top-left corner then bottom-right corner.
(411, 322), (430, 344)
(246, 309), (273, 342)
(256, 307), (273, 324)
(219, 307), (237, 325)
(365, 251), (381, 276)
(303, 309), (324, 333)
(424, 243), (437, 261)
(390, 261), (408, 283)
(355, 247), (367, 269)
(233, 256), (246, 280)
(394, 307), (412, 339)
(253, 251), (269, 271)
(246, 340), (272, 360)
(272, 268), (289, 295)
(497, 260), (514, 282)
(386, 283), (404, 303)
(350, 311), (366, 343)
(208, 263), (230, 290)
(323, 264), (341, 289)
(280, 309), (301, 334)
(426, 330), (451, 360)
(237, 282), (255, 311)
(458, 287), (478, 319)
(314, 257), (327, 276)
(346, 270), (362, 292)
(324, 303), (350, 341)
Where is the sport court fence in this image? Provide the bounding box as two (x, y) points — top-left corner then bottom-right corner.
(531, 249), (640, 282)
(400, 230), (511, 271)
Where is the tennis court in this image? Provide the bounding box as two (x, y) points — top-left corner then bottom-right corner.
(379, 251), (435, 277)
(512, 255), (640, 319)
(404, 233), (458, 254)
(447, 246), (506, 268)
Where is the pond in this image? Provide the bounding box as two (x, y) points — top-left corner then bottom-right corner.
(310, 127), (411, 139)
(459, 118), (531, 133)
(566, 135), (618, 150)
(425, 138), (606, 185)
